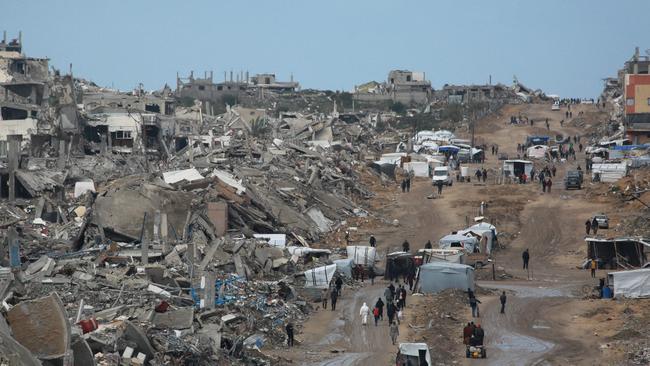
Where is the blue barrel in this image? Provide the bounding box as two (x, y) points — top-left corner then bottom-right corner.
(602, 286), (613, 298)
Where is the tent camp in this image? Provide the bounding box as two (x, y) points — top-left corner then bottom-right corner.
(591, 162), (628, 183)
(439, 234), (479, 253)
(503, 160), (533, 179)
(333, 258), (354, 278)
(457, 223), (497, 255)
(418, 262), (474, 293)
(346, 246), (377, 267)
(303, 264), (337, 288)
(396, 343), (432, 366)
(609, 268), (650, 298)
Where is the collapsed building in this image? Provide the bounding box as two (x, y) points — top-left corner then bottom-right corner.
(354, 70), (432, 105)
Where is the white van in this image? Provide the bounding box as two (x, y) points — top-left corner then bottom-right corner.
(432, 166), (453, 186)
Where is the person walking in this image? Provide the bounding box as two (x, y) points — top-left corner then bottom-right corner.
(369, 234), (376, 247)
(286, 322), (295, 347)
(590, 258), (598, 278)
(585, 219), (592, 235)
(373, 305), (380, 326)
(401, 179), (406, 193)
(368, 266), (376, 285)
(463, 322), (473, 345)
(330, 287), (338, 311)
(482, 168), (487, 183)
(424, 240), (432, 249)
(522, 249), (530, 270)
(389, 321), (400, 345)
(500, 291), (507, 314)
(402, 240), (410, 252)
(546, 178), (552, 193)
(436, 180), (443, 196)
(335, 276), (343, 297)
(375, 297), (385, 321)
(322, 287), (329, 309)
(469, 296), (481, 317)
(384, 285), (393, 304)
(400, 286), (407, 309)
(387, 301), (396, 324)
(360, 302), (370, 326)
(592, 217), (599, 235)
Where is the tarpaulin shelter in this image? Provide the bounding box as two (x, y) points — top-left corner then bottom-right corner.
(304, 264), (337, 288)
(417, 248), (464, 264)
(333, 258), (354, 278)
(418, 262), (474, 294)
(586, 237), (649, 268)
(439, 234), (479, 253)
(384, 251), (416, 281)
(502, 160), (533, 178)
(346, 246), (377, 267)
(609, 268), (650, 298)
(396, 343), (432, 366)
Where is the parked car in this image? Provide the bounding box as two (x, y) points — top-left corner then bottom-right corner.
(432, 166), (453, 186)
(592, 214), (609, 229)
(564, 171), (583, 190)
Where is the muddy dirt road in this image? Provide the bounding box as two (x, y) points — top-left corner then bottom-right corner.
(286, 103), (610, 365)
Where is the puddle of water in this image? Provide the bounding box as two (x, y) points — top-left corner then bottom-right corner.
(309, 352), (370, 366)
(494, 332), (554, 353)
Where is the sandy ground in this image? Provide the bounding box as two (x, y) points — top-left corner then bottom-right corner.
(272, 102), (629, 365)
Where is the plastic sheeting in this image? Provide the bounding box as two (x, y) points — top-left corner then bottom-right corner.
(418, 262), (474, 294)
(418, 249), (464, 264)
(346, 246), (377, 266)
(610, 268), (650, 298)
(438, 234), (479, 253)
(304, 264), (337, 288)
(403, 161), (430, 177)
(333, 258), (354, 278)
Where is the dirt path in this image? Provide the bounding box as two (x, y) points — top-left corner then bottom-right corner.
(288, 102), (611, 365)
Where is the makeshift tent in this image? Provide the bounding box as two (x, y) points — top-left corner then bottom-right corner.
(609, 268), (650, 298)
(586, 237), (649, 268)
(346, 246), (377, 266)
(286, 247), (331, 261)
(333, 258), (354, 278)
(384, 252), (416, 280)
(466, 222), (498, 235)
(591, 162), (628, 183)
(304, 264), (337, 288)
(417, 248), (464, 264)
(439, 234), (479, 253)
(502, 160), (533, 178)
(402, 161), (430, 177)
(526, 145), (548, 159)
(418, 262), (474, 293)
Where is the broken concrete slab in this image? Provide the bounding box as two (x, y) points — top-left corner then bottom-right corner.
(6, 293), (71, 360)
(123, 320), (155, 360)
(152, 307), (194, 329)
(71, 338), (96, 366)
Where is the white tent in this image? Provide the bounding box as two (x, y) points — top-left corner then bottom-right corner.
(346, 246), (377, 266)
(438, 234), (479, 253)
(526, 145), (548, 159)
(418, 262), (474, 293)
(417, 248), (464, 264)
(397, 343), (432, 366)
(466, 222), (498, 235)
(403, 161), (430, 177)
(304, 264), (337, 288)
(610, 268), (650, 298)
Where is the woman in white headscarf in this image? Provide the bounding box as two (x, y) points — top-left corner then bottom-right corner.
(359, 302), (369, 325)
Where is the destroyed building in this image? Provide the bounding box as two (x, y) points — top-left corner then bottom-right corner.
(354, 69), (432, 105)
(623, 47), (650, 144)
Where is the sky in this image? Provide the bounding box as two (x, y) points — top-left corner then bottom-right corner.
(2, 0), (649, 97)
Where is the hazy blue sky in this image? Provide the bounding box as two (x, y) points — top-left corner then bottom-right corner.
(2, 0), (649, 97)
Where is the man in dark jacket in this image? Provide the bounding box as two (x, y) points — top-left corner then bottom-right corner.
(402, 240), (410, 252)
(592, 217), (599, 235)
(335, 276), (343, 296)
(424, 240), (432, 249)
(585, 220), (592, 235)
(470, 296), (481, 317)
(369, 235), (376, 247)
(385, 285), (393, 303)
(375, 297), (385, 321)
(286, 322), (295, 347)
(473, 324), (485, 346)
(330, 288), (338, 311)
(522, 249), (530, 270)
(500, 291), (507, 314)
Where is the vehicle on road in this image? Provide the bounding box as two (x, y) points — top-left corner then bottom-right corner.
(397, 343), (432, 366)
(551, 102), (560, 111)
(466, 345), (487, 359)
(592, 214), (609, 229)
(432, 166), (453, 186)
(564, 170), (583, 190)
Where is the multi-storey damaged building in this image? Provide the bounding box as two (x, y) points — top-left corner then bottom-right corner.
(354, 70), (432, 105)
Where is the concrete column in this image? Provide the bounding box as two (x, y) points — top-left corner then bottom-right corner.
(160, 212), (169, 253)
(7, 228), (20, 271)
(7, 135), (22, 202)
(56, 139), (66, 170)
(203, 272), (216, 309)
(153, 210), (161, 243)
(141, 232), (149, 265)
